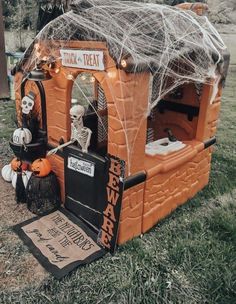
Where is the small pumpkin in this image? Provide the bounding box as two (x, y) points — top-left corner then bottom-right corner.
(31, 158), (52, 177)
(13, 127), (32, 145)
(12, 170), (32, 189)
(1, 164), (14, 182)
(10, 158), (28, 172)
(11, 158), (22, 172)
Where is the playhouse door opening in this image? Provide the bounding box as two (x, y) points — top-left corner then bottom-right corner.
(64, 73), (109, 231)
(70, 72), (108, 156)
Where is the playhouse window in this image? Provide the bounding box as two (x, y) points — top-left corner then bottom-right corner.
(71, 72), (95, 110)
(146, 74), (200, 145)
(71, 72), (108, 156)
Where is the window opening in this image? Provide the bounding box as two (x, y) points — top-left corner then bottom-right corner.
(71, 72), (108, 156)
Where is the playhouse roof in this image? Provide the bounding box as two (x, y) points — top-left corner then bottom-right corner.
(17, 0), (228, 108)
(20, 0), (226, 69)
(39, 0), (226, 65)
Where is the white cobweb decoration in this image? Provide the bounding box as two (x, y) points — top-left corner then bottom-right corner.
(22, 0), (226, 104)
(19, 0), (227, 173)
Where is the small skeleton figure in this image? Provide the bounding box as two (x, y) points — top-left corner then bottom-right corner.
(47, 104), (92, 156)
(70, 105), (92, 152)
(70, 105), (85, 139)
(21, 91), (35, 115)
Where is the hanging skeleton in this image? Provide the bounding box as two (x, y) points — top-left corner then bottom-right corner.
(47, 105), (92, 155)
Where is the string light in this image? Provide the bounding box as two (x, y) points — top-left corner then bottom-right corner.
(66, 74), (74, 81)
(80, 74), (86, 81)
(42, 56), (49, 62)
(90, 76), (96, 83)
(107, 70), (117, 79)
(120, 59), (127, 68)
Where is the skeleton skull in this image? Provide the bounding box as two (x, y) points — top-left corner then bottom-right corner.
(21, 94), (35, 115)
(70, 105), (85, 122)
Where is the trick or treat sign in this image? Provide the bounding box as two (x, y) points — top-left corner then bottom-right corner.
(98, 155), (125, 254)
(60, 49), (105, 71)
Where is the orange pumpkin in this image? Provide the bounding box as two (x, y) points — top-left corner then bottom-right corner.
(11, 158), (28, 172)
(11, 158), (22, 171)
(31, 158), (52, 177)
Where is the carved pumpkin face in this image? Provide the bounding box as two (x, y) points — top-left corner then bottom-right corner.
(31, 158), (51, 177)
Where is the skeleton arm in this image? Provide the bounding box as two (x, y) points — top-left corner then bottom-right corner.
(47, 123), (79, 156)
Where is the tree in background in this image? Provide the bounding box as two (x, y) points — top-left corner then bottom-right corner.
(2, 0), (69, 50)
(2, 0), (207, 31)
(3, 0), (39, 50)
(3, 0), (36, 29)
(36, 0), (68, 33)
(5, 0), (231, 51)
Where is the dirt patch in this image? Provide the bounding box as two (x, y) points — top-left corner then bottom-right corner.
(0, 170), (48, 291)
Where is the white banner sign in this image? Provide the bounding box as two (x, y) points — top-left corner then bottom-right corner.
(60, 49), (105, 71)
(68, 156), (95, 177)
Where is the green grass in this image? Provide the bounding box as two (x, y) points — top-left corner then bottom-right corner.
(0, 71), (236, 304)
(0, 100), (17, 164)
(0, 100), (16, 140)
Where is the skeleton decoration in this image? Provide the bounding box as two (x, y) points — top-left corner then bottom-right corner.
(70, 104), (85, 139)
(21, 91), (35, 115)
(47, 104), (92, 155)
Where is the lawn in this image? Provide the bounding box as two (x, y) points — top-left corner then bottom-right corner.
(0, 69), (236, 303)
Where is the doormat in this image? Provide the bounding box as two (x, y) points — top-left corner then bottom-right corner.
(13, 208), (106, 279)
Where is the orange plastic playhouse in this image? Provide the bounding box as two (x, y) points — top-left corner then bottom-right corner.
(11, 1), (230, 249)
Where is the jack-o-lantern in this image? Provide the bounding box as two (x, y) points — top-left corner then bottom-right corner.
(31, 158), (51, 177)
(1, 164), (14, 182)
(13, 128), (32, 145)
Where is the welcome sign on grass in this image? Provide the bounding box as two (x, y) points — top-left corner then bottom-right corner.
(14, 209), (105, 278)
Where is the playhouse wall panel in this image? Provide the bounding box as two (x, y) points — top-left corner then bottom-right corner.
(142, 148), (212, 233)
(207, 97), (222, 138)
(47, 154), (65, 202)
(117, 183), (144, 245)
(43, 80), (70, 145)
(196, 83), (223, 141)
(105, 71), (150, 175)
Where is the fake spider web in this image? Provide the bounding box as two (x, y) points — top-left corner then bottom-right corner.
(19, 0), (227, 174)
(23, 0), (227, 87)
